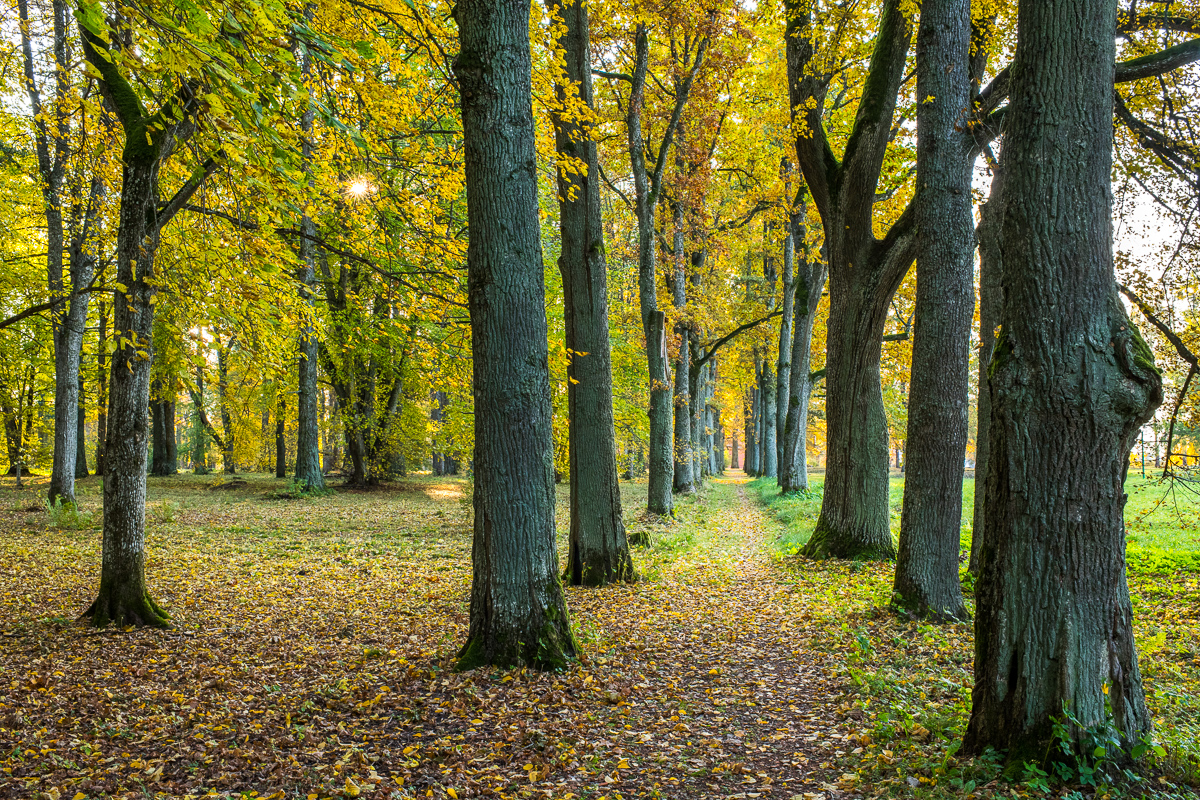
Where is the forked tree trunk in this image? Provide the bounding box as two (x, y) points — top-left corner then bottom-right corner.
(963, 0), (1161, 762)
(454, 0), (575, 669)
(547, 0), (634, 585)
(893, 0), (972, 621)
(788, 0), (915, 559)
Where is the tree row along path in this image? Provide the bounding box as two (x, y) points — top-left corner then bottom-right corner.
(0, 473), (867, 800)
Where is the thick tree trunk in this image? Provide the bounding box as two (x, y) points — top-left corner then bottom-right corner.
(963, 0), (1161, 762)
(454, 0), (575, 669)
(547, 0), (634, 586)
(788, 0), (915, 560)
(84, 153), (167, 628)
(893, 0), (973, 621)
(970, 163), (1004, 572)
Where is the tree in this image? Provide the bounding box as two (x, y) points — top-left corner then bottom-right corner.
(454, 0), (575, 669)
(963, 0), (1162, 763)
(892, 0), (972, 621)
(547, 0), (635, 585)
(788, 0), (915, 559)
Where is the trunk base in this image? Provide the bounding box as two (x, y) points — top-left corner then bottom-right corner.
(802, 514), (896, 560)
(456, 614), (575, 672)
(83, 588), (170, 629)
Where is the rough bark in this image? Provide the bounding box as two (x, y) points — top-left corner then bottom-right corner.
(454, 0), (575, 669)
(275, 391), (287, 478)
(761, 360), (778, 478)
(776, 228), (795, 476)
(547, 0), (634, 585)
(780, 202), (826, 493)
(789, 0), (914, 560)
(971, 163), (1004, 572)
(672, 329), (694, 494)
(217, 339), (236, 474)
(95, 300), (108, 476)
(294, 2), (325, 492)
(963, 0), (1161, 762)
(744, 385), (759, 476)
(893, 0), (973, 621)
(79, 21), (190, 627)
(75, 355), (88, 478)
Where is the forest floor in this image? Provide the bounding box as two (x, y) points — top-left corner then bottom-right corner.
(1, 470), (1197, 800)
(1, 471), (872, 800)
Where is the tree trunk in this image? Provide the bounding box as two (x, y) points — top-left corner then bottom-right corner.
(547, 0), (634, 585)
(970, 163), (1004, 572)
(788, 0), (915, 560)
(761, 360), (778, 478)
(294, 3), (325, 493)
(454, 0), (575, 669)
(275, 391), (287, 478)
(215, 339), (235, 474)
(150, 381), (170, 476)
(81, 95), (168, 627)
(75, 353), (88, 478)
(776, 229), (795, 476)
(893, 0), (973, 621)
(95, 300), (107, 476)
(744, 388), (758, 476)
(673, 330), (694, 494)
(780, 205), (826, 493)
(963, 0), (1161, 762)
(731, 433), (739, 470)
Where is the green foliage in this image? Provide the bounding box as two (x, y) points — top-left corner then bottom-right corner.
(46, 498), (93, 530)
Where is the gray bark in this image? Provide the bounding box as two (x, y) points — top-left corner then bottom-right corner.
(75, 353), (88, 478)
(893, 0), (973, 621)
(780, 200), (826, 493)
(776, 226), (795, 476)
(275, 391), (287, 478)
(95, 299), (107, 475)
(294, 2), (324, 492)
(454, 0), (575, 669)
(789, 0), (914, 559)
(217, 339), (236, 474)
(963, 0), (1160, 762)
(547, 0), (634, 584)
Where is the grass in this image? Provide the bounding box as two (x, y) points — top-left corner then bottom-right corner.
(750, 470), (1200, 798)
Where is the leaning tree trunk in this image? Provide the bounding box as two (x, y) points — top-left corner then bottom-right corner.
(970, 162), (1004, 572)
(893, 0), (972, 621)
(454, 0), (575, 669)
(962, 0), (1161, 763)
(548, 0), (634, 585)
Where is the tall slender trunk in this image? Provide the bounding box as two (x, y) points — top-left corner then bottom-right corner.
(963, 0), (1160, 762)
(275, 391), (287, 478)
(454, 0), (575, 669)
(217, 339), (235, 474)
(95, 299), (107, 475)
(893, 0), (973, 621)
(761, 360), (778, 478)
(192, 365), (209, 475)
(780, 204), (826, 493)
(970, 163), (1004, 572)
(547, 0), (634, 584)
(75, 352), (88, 478)
(744, 386), (758, 476)
(672, 332), (694, 493)
(776, 228), (795, 476)
(294, 2), (324, 492)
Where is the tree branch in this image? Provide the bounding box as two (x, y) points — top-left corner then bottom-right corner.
(694, 310), (782, 369)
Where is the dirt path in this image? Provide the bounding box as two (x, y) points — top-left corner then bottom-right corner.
(557, 473), (860, 799)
